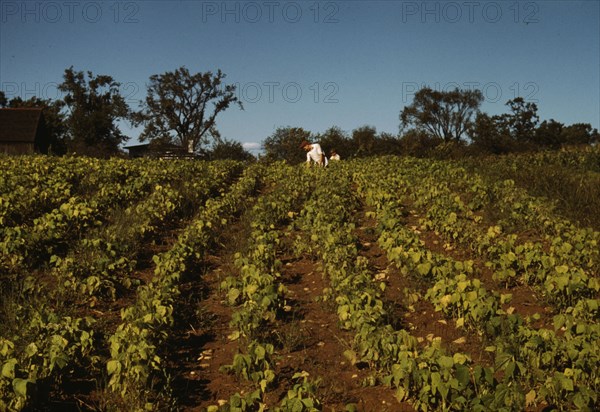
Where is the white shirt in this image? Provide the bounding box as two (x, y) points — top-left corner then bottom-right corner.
(306, 143), (325, 165)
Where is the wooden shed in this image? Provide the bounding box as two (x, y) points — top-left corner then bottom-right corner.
(0, 108), (50, 155)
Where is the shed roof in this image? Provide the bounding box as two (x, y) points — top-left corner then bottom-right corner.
(0, 108), (44, 143)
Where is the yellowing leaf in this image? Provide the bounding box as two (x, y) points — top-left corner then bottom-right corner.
(395, 385), (407, 401)
(525, 390), (536, 406)
(440, 294), (452, 307)
(107, 360), (120, 375)
(13, 378), (31, 398)
(555, 265), (569, 274)
(246, 284), (258, 296)
(1, 359), (16, 379)
(457, 281), (469, 292)
(500, 293), (512, 304)
(453, 353), (468, 364)
(417, 262), (431, 276)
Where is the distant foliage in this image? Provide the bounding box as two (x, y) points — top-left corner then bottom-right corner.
(208, 139), (255, 162)
(400, 87), (483, 142)
(3, 77), (598, 160)
(58, 66), (131, 157)
(134, 67), (242, 154)
(469, 97), (598, 155)
(262, 126), (312, 164)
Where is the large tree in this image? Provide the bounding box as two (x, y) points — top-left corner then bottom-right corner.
(469, 112), (516, 154)
(400, 87), (483, 142)
(317, 126), (352, 159)
(262, 126), (312, 164)
(58, 67), (130, 156)
(134, 67), (242, 154)
(560, 123), (599, 146)
(498, 97), (539, 143)
(534, 119), (564, 148)
(470, 97), (540, 153)
(352, 125), (378, 157)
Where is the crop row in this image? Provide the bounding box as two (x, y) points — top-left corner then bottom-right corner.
(49, 161), (243, 301)
(104, 162), (263, 409)
(354, 157), (599, 410)
(294, 162), (500, 411)
(0, 159), (225, 277)
(0, 159), (247, 411)
(398, 157), (599, 317)
(214, 163), (324, 411)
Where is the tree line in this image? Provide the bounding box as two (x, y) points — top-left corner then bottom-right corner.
(0, 66), (251, 160)
(1, 67), (597, 160)
(264, 88), (599, 163)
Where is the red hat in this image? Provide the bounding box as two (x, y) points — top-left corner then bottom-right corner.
(299, 140), (310, 148)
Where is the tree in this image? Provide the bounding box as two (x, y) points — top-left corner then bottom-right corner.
(317, 126), (403, 158)
(208, 138), (255, 162)
(534, 119), (564, 148)
(135, 67), (242, 154)
(498, 97), (539, 143)
(399, 129), (443, 157)
(0, 91), (7, 108)
(374, 132), (404, 156)
(400, 87), (483, 142)
(352, 125), (378, 157)
(8, 96), (67, 154)
(58, 67), (130, 156)
(469, 112), (516, 154)
(560, 123), (599, 146)
(262, 126), (312, 164)
(317, 126), (352, 159)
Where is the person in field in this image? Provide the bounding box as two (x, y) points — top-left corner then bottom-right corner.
(329, 149), (340, 161)
(300, 140), (327, 167)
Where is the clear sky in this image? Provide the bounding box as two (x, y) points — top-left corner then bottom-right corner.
(1, 0), (599, 153)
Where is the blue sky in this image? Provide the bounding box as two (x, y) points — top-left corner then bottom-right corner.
(1, 0), (599, 153)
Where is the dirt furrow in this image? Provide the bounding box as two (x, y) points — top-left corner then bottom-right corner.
(273, 250), (404, 411)
(355, 207), (494, 367)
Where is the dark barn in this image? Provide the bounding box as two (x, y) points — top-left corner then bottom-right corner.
(0, 108), (50, 155)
